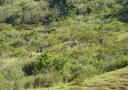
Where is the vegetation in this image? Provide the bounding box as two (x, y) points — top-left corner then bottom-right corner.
(25, 67), (128, 90)
(0, 0), (128, 90)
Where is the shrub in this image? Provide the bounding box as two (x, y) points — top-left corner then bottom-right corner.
(23, 61), (36, 76)
(6, 14), (21, 25)
(23, 53), (69, 75)
(104, 55), (128, 72)
(35, 53), (68, 73)
(49, 0), (76, 17)
(0, 0), (6, 5)
(76, 6), (92, 15)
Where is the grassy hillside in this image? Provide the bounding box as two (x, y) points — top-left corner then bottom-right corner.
(25, 67), (128, 90)
(0, 0), (128, 90)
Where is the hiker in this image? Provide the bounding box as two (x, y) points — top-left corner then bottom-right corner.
(67, 39), (78, 49)
(99, 38), (105, 44)
(37, 46), (47, 53)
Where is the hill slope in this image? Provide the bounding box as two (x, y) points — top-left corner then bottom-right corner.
(0, 0), (128, 90)
(25, 67), (128, 90)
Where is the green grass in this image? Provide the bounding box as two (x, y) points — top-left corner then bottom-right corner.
(82, 67), (128, 90)
(0, 0), (128, 90)
(25, 67), (128, 90)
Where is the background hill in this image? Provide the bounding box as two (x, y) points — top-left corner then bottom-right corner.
(0, 0), (128, 90)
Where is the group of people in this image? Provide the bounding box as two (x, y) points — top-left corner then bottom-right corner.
(36, 46), (47, 53)
(36, 38), (104, 53)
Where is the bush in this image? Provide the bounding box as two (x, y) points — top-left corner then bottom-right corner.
(23, 61), (36, 76)
(104, 55), (128, 72)
(0, 0), (6, 5)
(49, 0), (76, 17)
(23, 53), (69, 75)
